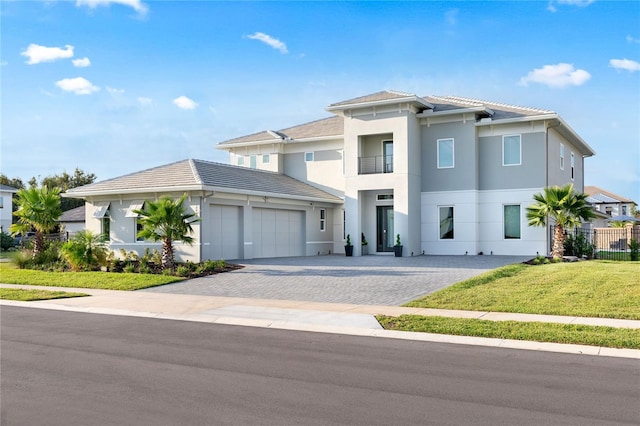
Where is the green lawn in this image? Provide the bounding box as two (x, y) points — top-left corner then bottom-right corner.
(0, 288), (89, 301)
(377, 315), (640, 349)
(405, 261), (640, 320)
(0, 263), (184, 291)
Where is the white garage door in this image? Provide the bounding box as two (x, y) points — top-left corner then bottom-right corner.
(253, 208), (304, 258)
(209, 205), (241, 260)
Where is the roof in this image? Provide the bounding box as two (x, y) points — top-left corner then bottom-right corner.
(218, 116), (343, 147)
(584, 186), (636, 205)
(64, 159), (343, 203)
(58, 205), (85, 223)
(0, 184), (19, 193)
(217, 90), (583, 149)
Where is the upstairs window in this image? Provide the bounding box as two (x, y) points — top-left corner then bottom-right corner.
(237, 156), (245, 166)
(250, 155), (257, 169)
(437, 138), (454, 169)
(503, 135), (521, 166)
(262, 154), (270, 164)
(570, 152), (575, 180)
(305, 152), (314, 162)
(560, 144), (565, 170)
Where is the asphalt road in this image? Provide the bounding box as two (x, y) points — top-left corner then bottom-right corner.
(1, 306), (639, 426)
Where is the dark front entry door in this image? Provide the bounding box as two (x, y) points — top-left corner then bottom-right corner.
(376, 206), (394, 252)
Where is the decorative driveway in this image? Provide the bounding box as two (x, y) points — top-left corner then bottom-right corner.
(142, 255), (531, 306)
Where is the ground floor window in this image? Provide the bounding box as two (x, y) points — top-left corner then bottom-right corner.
(439, 206), (454, 239)
(320, 208), (326, 231)
(504, 204), (521, 239)
(101, 215), (111, 241)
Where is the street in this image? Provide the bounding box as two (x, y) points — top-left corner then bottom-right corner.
(1, 306), (638, 425)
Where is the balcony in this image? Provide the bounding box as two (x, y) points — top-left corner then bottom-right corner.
(358, 155), (393, 174)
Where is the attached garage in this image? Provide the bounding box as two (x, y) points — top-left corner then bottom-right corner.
(209, 205), (242, 260)
(252, 208), (304, 258)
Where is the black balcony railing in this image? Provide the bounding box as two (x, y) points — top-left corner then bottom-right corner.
(358, 155), (393, 174)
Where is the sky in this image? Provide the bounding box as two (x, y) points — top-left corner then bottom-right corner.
(1, 0), (639, 203)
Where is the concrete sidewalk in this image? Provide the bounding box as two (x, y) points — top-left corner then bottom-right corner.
(2, 283), (639, 359)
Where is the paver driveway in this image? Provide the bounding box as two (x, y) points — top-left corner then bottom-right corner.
(143, 255), (531, 306)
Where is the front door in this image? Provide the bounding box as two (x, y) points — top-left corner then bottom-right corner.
(376, 206), (394, 252)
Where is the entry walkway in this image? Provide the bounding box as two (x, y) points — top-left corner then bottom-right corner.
(2, 284), (639, 359)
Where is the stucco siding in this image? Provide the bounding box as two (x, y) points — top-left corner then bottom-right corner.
(421, 190), (479, 255)
(421, 121), (477, 192)
(547, 127), (585, 190)
(479, 132), (546, 190)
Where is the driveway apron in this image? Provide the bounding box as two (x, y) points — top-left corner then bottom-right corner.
(142, 255), (531, 306)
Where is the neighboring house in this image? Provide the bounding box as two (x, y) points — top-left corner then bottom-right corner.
(0, 184), (18, 234)
(58, 205), (86, 238)
(584, 186), (637, 218)
(65, 90), (595, 261)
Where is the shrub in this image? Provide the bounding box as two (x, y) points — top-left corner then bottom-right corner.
(60, 230), (108, 271)
(175, 265), (190, 277)
(629, 239), (640, 261)
(123, 263), (136, 273)
(0, 232), (14, 251)
(564, 233), (594, 258)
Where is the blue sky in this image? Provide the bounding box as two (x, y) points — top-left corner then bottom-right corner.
(1, 0), (639, 202)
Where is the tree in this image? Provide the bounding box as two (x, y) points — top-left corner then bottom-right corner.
(10, 187), (62, 257)
(38, 168), (97, 211)
(0, 174), (25, 190)
(526, 183), (596, 260)
(134, 194), (200, 271)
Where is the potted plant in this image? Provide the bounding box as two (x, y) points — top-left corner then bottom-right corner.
(361, 232), (368, 255)
(345, 234), (354, 257)
(394, 234), (403, 257)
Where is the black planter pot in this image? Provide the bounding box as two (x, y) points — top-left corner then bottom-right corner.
(394, 245), (403, 257)
(345, 245), (354, 257)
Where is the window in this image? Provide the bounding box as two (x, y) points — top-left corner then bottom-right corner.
(605, 206), (612, 216)
(320, 208), (326, 231)
(570, 152), (575, 180)
(560, 144), (565, 170)
(250, 155), (257, 169)
(237, 156), (245, 166)
(503, 135), (521, 166)
(126, 201), (145, 241)
(0, 197), (3, 209)
(135, 219), (145, 242)
(504, 205), (521, 239)
(383, 140), (393, 173)
(262, 154), (270, 164)
(439, 206), (454, 239)
(622, 206), (627, 215)
(437, 138), (454, 168)
(305, 152), (314, 162)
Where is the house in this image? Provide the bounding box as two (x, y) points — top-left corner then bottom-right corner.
(0, 184), (18, 234)
(58, 205), (86, 238)
(584, 186), (637, 218)
(64, 90), (595, 261)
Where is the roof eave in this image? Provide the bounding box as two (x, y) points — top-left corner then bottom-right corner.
(62, 185), (206, 199)
(217, 139), (283, 150)
(326, 96), (434, 112)
(417, 106), (493, 118)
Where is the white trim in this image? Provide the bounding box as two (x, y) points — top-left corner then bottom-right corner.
(503, 204), (522, 240)
(502, 134), (521, 166)
(438, 205), (455, 240)
(437, 138), (455, 169)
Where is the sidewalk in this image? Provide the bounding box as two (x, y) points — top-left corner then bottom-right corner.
(2, 283), (639, 359)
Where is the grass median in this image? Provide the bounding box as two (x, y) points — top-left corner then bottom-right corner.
(0, 263), (184, 291)
(0, 288), (90, 301)
(379, 260), (640, 349)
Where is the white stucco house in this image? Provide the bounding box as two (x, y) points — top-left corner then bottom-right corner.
(64, 90), (595, 261)
(0, 184), (18, 234)
(57, 205), (86, 238)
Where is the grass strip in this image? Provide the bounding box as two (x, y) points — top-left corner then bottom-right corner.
(405, 261), (640, 320)
(377, 315), (640, 350)
(0, 264), (183, 291)
(0, 288), (89, 301)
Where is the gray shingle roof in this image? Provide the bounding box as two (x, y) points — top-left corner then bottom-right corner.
(0, 184), (19, 192)
(64, 159), (342, 203)
(218, 90), (559, 147)
(218, 116), (342, 146)
(58, 205), (85, 222)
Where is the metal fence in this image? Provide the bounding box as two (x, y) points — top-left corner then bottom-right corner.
(554, 226), (640, 260)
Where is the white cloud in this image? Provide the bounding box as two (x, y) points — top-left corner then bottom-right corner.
(626, 35), (640, 44)
(519, 63), (591, 88)
(548, 0), (594, 12)
(106, 86), (125, 95)
(173, 96), (198, 110)
(246, 32), (288, 54)
(138, 97), (152, 106)
(72, 57), (91, 67)
(21, 44), (74, 64)
(55, 77), (100, 95)
(76, 0), (148, 15)
(609, 58), (640, 72)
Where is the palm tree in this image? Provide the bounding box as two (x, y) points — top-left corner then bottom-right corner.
(134, 194), (200, 271)
(60, 230), (108, 271)
(526, 183), (595, 260)
(10, 187), (62, 257)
